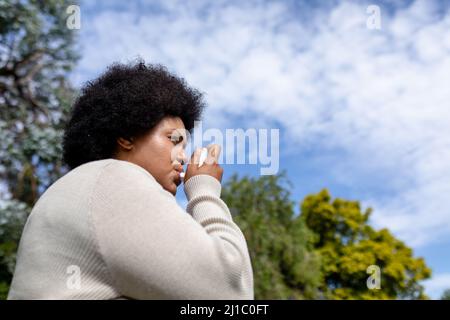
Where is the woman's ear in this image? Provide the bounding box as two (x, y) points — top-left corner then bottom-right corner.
(117, 137), (134, 151)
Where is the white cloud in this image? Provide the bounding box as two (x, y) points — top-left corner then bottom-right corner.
(73, 0), (450, 247)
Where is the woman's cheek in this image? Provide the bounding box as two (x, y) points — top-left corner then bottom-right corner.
(170, 144), (179, 163)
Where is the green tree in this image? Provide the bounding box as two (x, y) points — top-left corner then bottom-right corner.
(441, 289), (450, 300)
(221, 172), (323, 299)
(301, 189), (432, 299)
(0, 0), (78, 299)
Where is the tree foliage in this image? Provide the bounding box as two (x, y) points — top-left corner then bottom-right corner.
(222, 172), (323, 299)
(0, 0), (79, 299)
(441, 289), (450, 300)
(301, 189), (431, 299)
(222, 176), (431, 300)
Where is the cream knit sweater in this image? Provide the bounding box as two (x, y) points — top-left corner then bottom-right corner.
(7, 159), (254, 299)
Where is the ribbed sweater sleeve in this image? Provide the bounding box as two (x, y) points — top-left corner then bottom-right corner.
(90, 162), (254, 300)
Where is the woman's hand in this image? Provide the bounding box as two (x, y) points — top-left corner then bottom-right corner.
(183, 144), (223, 184)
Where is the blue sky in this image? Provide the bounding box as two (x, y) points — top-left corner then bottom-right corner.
(70, 0), (450, 299)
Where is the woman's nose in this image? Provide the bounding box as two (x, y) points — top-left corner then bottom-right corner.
(177, 150), (187, 165)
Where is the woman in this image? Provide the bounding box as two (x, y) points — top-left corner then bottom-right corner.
(7, 61), (254, 300)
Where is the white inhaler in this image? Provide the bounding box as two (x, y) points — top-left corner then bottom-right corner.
(179, 145), (220, 181)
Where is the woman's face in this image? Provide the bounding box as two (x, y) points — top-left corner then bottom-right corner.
(114, 116), (188, 195)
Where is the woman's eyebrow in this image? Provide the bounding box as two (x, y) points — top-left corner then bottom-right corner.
(167, 128), (184, 133)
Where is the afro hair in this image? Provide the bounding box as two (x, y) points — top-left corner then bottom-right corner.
(62, 61), (205, 169)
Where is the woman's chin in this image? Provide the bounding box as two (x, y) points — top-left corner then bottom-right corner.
(165, 183), (177, 196)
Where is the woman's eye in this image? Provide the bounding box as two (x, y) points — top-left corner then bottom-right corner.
(170, 136), (183, 144)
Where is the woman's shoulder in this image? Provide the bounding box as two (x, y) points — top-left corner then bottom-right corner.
(41, 159), (159, 201)
(88, 159), (162, 194)
(31, 159), (162, 218)
(67, 159), (159, 190)
(67, 159), (155, 181)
